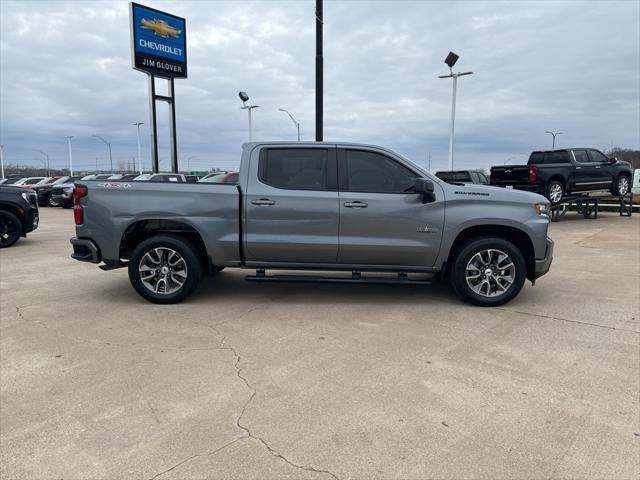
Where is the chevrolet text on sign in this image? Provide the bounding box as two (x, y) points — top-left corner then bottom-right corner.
(130, 2), (187, 78)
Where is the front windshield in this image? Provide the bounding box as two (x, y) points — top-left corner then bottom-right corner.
(52, 176), (70, 185)
(35, 178), (51, 186)
(81, 175), (96, 180)
(199, 174), (227, 183)
(133, 174), (151, 181)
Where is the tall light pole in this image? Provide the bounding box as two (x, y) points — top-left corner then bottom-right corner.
(315, 0), (323, 141)
(438, 51), (473, 171)
(92, 134), (113, 173)
(187, 155), (197, 172)
(133, 122), (144, 174)
(66, 136), (74, 175)
(279, 108), (301, 141)
(545, 131), (563, 149)
(34, 149), (50, 176)
(239, 91), (259, 142)
(0, 145), (4, 179)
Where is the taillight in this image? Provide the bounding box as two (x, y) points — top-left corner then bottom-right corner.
(73, 186), (88, 225)
(528, 166), (537, 182)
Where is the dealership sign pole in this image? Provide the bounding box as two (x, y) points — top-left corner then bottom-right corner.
(130, 3), (187, 173)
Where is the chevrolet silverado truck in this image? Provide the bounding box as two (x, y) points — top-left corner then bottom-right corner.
(0, 185), (39, 248)
(490, 148), (633, 204)
(70, 142), (553, 307)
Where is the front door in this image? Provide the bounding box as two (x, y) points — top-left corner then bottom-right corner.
(336, 148), (445, 267)
(571, 149), (612, 192)
(244, 147), (340, 264)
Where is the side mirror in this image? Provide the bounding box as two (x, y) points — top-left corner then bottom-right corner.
(413, 177), (435, 203)
(608, 157), (617, 164)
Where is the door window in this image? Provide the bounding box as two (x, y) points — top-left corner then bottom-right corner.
(587, 149), (607, 164)
(260, 149), (330, 190)
(573, 150), (590, 163)
(343, 150), (416, 193)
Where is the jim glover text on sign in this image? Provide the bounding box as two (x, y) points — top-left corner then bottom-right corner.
(130, 2), (187, 78)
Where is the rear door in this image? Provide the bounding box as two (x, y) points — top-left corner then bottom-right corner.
(244, 147), (339, 263)
(337, 148), (445, 267)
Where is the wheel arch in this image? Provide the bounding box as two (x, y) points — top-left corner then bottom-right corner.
(446, 224), (536, 281)
(0, 204), (26, 236)
(120, 219), (210, 271)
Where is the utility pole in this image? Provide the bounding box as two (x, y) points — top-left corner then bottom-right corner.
(315, 0), (323, 141)
(279, 108), (301, 141)
(427, 151), (431, 172)
(545, 131), (563, 149)
(133, 122), (144, 174)
(238, 92), (259, 142)
(66, 136), (74, 175)
(34, 150), (50, 176)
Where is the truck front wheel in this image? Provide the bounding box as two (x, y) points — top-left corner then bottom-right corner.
(128, 235), (202, 304)
(450, 237), (526, 307)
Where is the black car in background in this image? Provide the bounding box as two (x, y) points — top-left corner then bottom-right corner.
(33, 176), (82, 207)
(490, 148), (633, 203)
(435, 170), (489, 184)
(50, 174), (113, 208)
(0, 185), (39, 247)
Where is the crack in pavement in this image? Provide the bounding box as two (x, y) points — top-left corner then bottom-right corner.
(496, 307), (639, 334)
(147, 437), (244, 480)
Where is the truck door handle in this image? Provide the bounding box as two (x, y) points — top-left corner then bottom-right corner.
(251, 198), (275, 206)
(595, 166), (601, 169)
(575, 166), (582, 170)
(344, 201), (368, 208)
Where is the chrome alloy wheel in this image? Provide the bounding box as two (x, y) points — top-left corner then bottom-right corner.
(549, 183), (563, 203)
(617, 176), (629, 196)
(465, 249), (515, 298)
(138, 247), (188, 295)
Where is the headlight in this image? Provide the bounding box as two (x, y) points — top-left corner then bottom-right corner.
(21, 192), (30, 202)
(534, 203), (549, 217)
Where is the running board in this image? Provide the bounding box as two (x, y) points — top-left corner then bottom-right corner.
(99, 261), (128, 271)
(245, 270), (432, 285)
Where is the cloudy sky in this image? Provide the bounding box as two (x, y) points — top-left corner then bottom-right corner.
(1, 0), (638, 173)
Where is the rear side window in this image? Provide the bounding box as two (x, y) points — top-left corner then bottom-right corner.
(344, 150), (416, 193)
(528, 152), (545, 164)
(260, 148), (330, 190)
(545, 151), (569, 164)
(573, 150), (590, 163)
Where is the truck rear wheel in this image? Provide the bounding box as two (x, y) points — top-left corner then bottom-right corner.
(128, 235), (202, 304)
(546, 180), (564, 204)
(450, 237), (526, 307)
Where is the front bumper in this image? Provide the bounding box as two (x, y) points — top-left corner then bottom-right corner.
(70, 237), (101, 263)
(534, 236), (554, 279)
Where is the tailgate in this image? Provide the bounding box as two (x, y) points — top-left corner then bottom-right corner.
(490, 165), (531, 184)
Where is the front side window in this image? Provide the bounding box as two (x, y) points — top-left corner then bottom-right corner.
(588, 149), (607, 164)
(344, 150), (416, 193)
(260, 149), (329, 190)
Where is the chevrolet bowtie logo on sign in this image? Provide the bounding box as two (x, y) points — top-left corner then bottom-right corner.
(130, 2), (187, 78)
(141, 18), (182, 38)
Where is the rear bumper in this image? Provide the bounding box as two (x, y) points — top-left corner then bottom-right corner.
(70, 237), (101, 263)
(534, 236), (554, 279)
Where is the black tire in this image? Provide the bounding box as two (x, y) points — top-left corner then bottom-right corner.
(611, 174), (630, 197)
(212, 266), (225, 275)
(450, 236), (526, 307)
(47, 194), (59, 207)
(0, 210), (23, 248)
(128, 235), (203, 304)
(546, 180), (564, 204)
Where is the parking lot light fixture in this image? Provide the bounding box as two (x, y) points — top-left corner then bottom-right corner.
(133, 123), (144, 174)
(239, 91), (259, 142)
(92, 134), (113, 173)
(0, 144), (4, 179)
(33, 149), (50, 176)
(279, 108), (301, 141)
(545, 131), (563, 149)
(66, 136), (74, 176)
(438, 51), (473, 171)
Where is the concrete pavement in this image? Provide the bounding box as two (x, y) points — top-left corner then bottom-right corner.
(1, 208), (638, 479)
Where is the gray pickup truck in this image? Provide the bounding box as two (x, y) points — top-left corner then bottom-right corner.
(70, 142), (553, 306)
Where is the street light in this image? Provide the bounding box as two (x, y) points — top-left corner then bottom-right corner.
(92, 134), (113, 173)
(279, 108), (301, 141)
(545, 131), (563, 149)
(438, 51), (473, 171)
(239, 91), (259, 142)
(0, 145), (4, 179)
(66, 136), (74, 176)
(187, 155), (197, 172)
(133, 123), (144, 174)
(33, 149), (50, 176)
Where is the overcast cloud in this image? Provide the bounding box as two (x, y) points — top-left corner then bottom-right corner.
(1, 0), (638, 173)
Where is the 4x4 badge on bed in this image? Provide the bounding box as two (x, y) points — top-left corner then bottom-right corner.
(417, 225), (439, 233)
